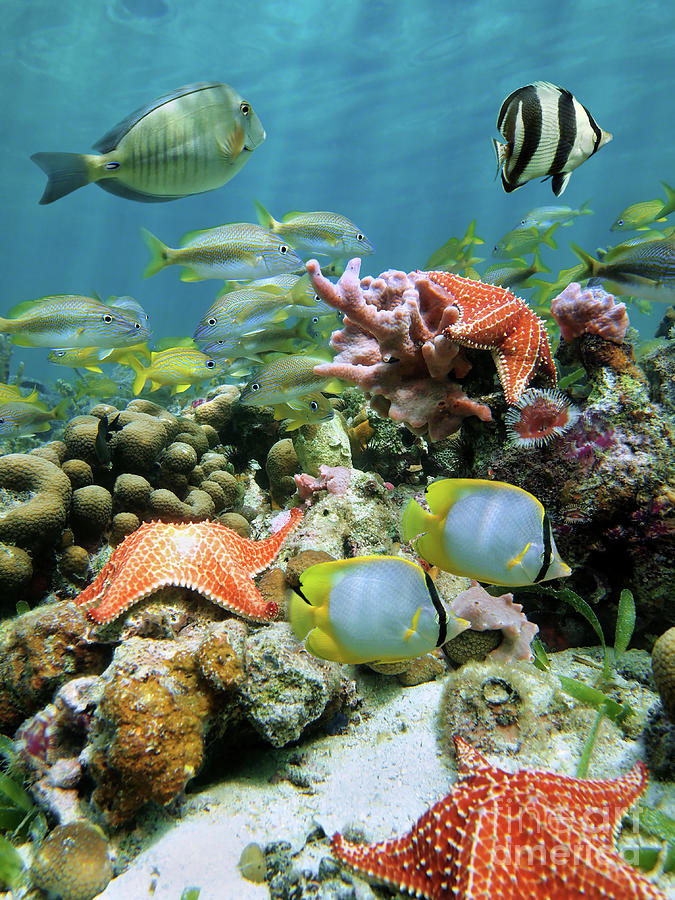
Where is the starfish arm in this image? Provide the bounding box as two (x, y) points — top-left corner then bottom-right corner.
(225, 507), (303, 576)
(202, 571), (278, 621)
(332, 830), (440, 899)
(493, 312), (543, 404)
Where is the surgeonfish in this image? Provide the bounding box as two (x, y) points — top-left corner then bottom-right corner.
(254, 201), (374, 259)
(0, 397), (70, 437)
(517, 201), (593, 231)
(238, 354), (343, 407)
(141, 223), (302, 282)
(571, 237), (675, 303)
(290, 555), (470, 664)
(610, 182), (675, 231)
(492, 223), (559, 259)
(493, 81), (612, 196)
(31, 82), (265, 204)
(0, 295), (151, 349)
(401, 478), (570, 586)
(126, 348), (222, 395)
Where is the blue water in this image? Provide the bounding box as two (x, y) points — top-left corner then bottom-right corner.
(3, 0), (673, 387)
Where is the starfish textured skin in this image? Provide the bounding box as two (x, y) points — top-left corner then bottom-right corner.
(332, 735), (665, 900)
(75, 508), (302, 623)
(425, 270), (557, 404)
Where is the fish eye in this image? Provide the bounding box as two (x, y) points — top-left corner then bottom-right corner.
(357, 233), (364, 241)
(133, 321), (141, 329)
(251, 382), (260, 392)
(314, 294), (320, 302)
(312, 316), (319, 324)
(207, 317), (217, 326)
(279, 245), (289, 254)
(206, 359), (215, 368)
(310, 400), (318, 411)
(617, 219), (624, 226)
(0, 419), (4, 425)
(240, 102), (250, 116)
(103, 314), (113, 323)
(105, 161), (121, 170)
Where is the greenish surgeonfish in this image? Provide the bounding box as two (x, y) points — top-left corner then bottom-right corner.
(31, 82), (265, 204)
(290, 555), (469, 664)
(401, 478), (570, 586)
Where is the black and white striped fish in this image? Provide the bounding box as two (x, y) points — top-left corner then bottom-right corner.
(493, 81), (612, 197)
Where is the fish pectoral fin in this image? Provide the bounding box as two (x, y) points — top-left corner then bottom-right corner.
(507, 542), (531, 570)
(218, 125), (246, 164)
(403, 607), (423, 643)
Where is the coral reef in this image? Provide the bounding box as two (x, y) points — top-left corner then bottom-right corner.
(551, 282), (629, 343)
(30, 821), (113, 900)
(449, 581), (539, 662)
(306, 259), (493, 439)
(0, 452), (72, 548)
(652, 627), (675, 720)
(294, 464), (351, 501)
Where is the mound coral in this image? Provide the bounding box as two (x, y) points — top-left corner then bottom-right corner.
(307, 259), (555, 439)
(551, 282), (629, 344)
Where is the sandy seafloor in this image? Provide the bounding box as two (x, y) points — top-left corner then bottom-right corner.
(96, 663), (675, 900)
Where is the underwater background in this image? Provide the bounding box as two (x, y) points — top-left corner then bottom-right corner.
(4, 0), (675, 385)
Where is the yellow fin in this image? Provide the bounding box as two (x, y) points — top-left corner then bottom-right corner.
(180, 268), (204, 282)
(507, 542), (531, 570)
(289, 592), (316, 640)
(403, 606), (423, 643)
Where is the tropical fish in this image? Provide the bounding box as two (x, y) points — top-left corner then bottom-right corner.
(254, 201), (374, 258)
(0, 295), (151, 349)
(193, 286), (318, 345)
(481, 252), (550, 289)
(48, 342), (152, 372)
(610, 182), (675, 231)
(142, 223), (302, 282)
(238, 354), (343, 407)
(289, 555), (470, 664)
(72, 374), (132, 401)
(424, 220), (485, 273)
(401, 478), (570, 586)
(269, 392), (335, 431)
(492, 223), (559, 258)
(126, 348), (222, 395)
(517, 200), (593, 230)
(493, 81), (612, 196)
(94, 412), (123, 466)
(0, 384), (39, 403)
(571, 237), (675, 302)
(0, 397), (70, 437)
(31, 82), (265, 204)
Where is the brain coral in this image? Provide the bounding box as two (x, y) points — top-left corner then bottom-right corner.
(30, 821), (113, 900)
(0, 453), (72, 548)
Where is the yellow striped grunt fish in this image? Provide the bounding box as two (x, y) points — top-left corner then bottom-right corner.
(142, 223), (303, 282)
(254, 201), (374, 259)
(610, 182), (675, 231)
(290, 555), (469, 664)
(238, 354), (343, 407)
(31, 82), (265, 204)
(48, 342), (153, 372)
(269, 392), (335, 431)
(126, 347), (222, 395)
(0, 396), (70, 437)
(0, 295), (151, 349)
(401, 478), (570, 586)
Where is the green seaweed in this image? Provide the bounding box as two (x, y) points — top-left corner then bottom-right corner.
(613, 588), (636, 665)
(0, 735), (46, 843)
(0, 834), (24, 890)
(180, 889), (201, 900)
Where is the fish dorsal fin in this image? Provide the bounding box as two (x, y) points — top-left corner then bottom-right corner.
(92, 83), (224, 152)
(281, 211), (305, 222)
(7, 297), (51, 319)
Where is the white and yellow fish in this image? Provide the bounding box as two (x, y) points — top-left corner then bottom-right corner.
(142, 223), (303, 282)
(31, 82), (265, 204)
(254, 201), (374, 259)
(0, 397), (70, 437)
(290, 555), (469, 664)
(238, 354), (343, 407)
(401, 478), (570, 586)
(126, 348), (222, 395)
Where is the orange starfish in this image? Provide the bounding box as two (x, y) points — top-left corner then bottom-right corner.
(75, 508), (302, 624)
(425, 271), (557, 404)
(332, 735), (665, 899)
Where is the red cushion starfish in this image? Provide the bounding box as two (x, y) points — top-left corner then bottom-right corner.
(424, 271), (557, 404)
(332, 735), (665, 899)
(75, 508), (302, 624)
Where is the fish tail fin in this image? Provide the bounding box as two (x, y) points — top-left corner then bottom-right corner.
(125, 354), (148, 395)
(141, 228), (172, 278)
(532, 248), (551, 274)
(492, 139), (508, 177)
(253, 199), (279, 231)
(541, 224), (559, 250)
(30, 152), (92, 204)
(289, 591), (316, 640)
(570, 243), (599, 279)
(579, 198), (593, 216)
(51, 398), (71, 420)
(659, 181), (675, 219)
(400, 496), (431, 544)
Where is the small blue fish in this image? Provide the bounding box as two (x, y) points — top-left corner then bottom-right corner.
(401, 478), (570, 586)
(290, 555), (469, 664)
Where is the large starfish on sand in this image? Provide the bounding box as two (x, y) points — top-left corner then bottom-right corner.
(75, 508), (302, 624)
(425, 270), (557, 404)
(332, 735), (665, 899)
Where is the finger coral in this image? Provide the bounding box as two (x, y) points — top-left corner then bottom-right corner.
(307, 259), (494, 440)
